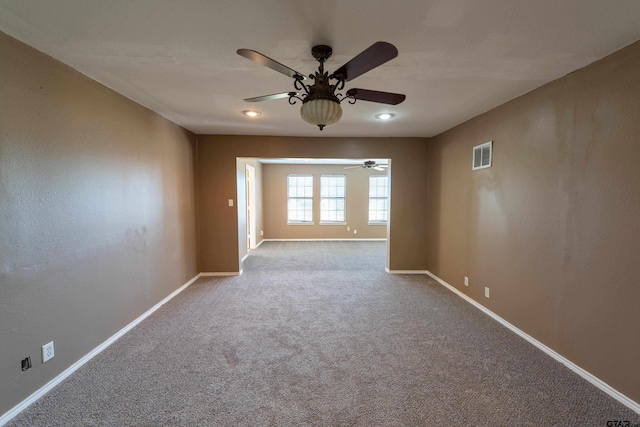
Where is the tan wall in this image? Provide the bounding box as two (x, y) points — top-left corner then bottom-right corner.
(196, 136), (429, 272)
(427, 40), (640, 403)
(262, 163), (388, 239)
(236, 158), (264, 263)
(0, 32), (198, 415)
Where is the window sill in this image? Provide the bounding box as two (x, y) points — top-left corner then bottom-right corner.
(287, 222), (315, 226)
(368, 222), (388, 226)
(320, 222), (347, 226)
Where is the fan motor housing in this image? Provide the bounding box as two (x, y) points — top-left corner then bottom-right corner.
(303, 74), (340, 104)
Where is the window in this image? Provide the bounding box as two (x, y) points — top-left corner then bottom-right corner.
(287, 175), (313, 224)
(320, 175), (346, 224)
(368, 175), (388, 224)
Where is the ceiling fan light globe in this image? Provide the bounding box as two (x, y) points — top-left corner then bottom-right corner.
(300, 99), (342, 130)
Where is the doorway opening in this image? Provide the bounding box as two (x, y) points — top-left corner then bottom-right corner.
(236, 157), (391, 271)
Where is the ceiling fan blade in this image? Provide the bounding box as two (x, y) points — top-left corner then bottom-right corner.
(346, 88), (406, 105)
(343, 165), (363, 169)
(332, 42), (398, 81)
(373, 166), (386, 171)
(237, 49), (306, 80)
(244, 92), (297, 102)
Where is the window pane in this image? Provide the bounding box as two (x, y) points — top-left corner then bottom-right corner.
(320, 175), (346, 222)
(304, 186), (313, 198)
(288, 175), (313, 223)
(369, 175), (389, 223)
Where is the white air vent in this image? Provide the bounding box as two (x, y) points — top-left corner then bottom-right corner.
(473, 141), (492, 170)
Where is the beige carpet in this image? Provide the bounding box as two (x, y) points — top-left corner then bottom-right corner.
(8, 241), (639, 426)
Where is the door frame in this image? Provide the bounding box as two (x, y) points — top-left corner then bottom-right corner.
(245, 164), (257, 250)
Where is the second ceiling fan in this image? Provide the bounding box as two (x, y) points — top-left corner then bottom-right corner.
(344, 160), (388, 171)
(237, 42), (406, 130)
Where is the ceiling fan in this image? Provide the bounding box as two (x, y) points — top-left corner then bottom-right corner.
(237, 42), (406, 130)
(344, 160), (388, 171)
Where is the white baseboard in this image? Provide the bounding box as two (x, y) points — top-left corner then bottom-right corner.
(262, 238), (387, 242)
(385, 268), (429, 274)
(0, 273), (202, 427)
(244, 239), (265, 255)
(200, 270), (242, 276)
(425, 270), (640, 415)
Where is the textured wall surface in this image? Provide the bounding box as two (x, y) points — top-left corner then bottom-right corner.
(196, 136), (429, 273)
(262, 163), (388, 240)
(0, 32), (198, 415)
(427, 41), (640, 403)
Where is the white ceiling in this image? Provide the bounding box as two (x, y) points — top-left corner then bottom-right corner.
(2, 0), (640, 138)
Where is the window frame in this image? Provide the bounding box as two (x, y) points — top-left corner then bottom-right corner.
(287, 174), (314, 225)
(368, 175), (389, 225)
(320, 174), (347, 225)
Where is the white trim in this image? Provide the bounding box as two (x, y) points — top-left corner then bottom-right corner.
(240, 253), (249, 263)
(0, 273), (202, 427)
(200, 271), (242, 276)
(425, 270), (640, 415)
(263, 238), (387, 242)
(385, 268), (429, 274)
(245, 163), (257, 250)
(255, 239), (265, 248)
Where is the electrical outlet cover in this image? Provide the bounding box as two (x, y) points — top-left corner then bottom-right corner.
(42, 341), (54, 363)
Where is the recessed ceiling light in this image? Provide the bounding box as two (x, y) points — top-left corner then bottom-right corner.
(375, 113), (395, 120)
(243, 110), (261, 117)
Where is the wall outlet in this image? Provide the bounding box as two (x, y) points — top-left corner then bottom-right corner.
(353, 229), (357, 235)
(42, 341), (54, 363)
(21, 357), (32, 371)
(228, 199), (234, 207)
(260, 230), (263, 236)
(347, 226), (350, 231)
(464, 276), (469, 287)
(485, 287), (490, 298)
